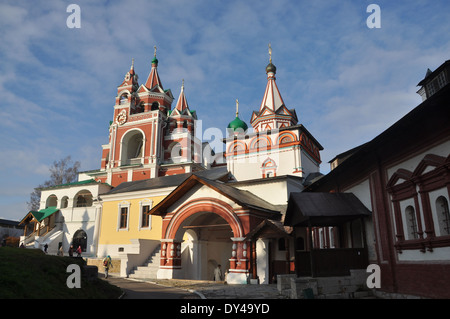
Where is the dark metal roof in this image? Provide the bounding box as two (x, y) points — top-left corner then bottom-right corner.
(284, 192), (371, 227)
(306, 82), (450, 192)
(105, 167), (229, 195)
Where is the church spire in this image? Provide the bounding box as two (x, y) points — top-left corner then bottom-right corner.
(145, 45), (163, 90)
(250, 44), (297, 132)
(174, 79), (189, 112)
(260, 43), (283, 112)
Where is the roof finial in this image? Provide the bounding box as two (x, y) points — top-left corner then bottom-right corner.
(268, 43), (272, 63)
(182, 79), (185, 91)
(131, 58), (134, 70)
(154, 45), (157, 57)
(236, 98), (239, 117)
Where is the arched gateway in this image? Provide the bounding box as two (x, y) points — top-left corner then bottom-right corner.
(150, 174), (280, 284)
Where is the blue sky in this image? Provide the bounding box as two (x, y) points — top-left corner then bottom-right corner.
(0, 0), (449, 221)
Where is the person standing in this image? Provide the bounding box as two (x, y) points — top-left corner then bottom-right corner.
(68, 245), (74, 257)
(76, 245), (82, 257)
(103, 255), (113, 279)
(214, 264), (223, 281)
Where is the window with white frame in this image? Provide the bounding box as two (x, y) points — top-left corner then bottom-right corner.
(117, 202), (130, 231)
(139, 200), (153, 230)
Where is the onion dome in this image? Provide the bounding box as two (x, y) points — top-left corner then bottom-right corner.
(152, 45), (158, 65)
(266, 62), (276, 74)
(266, 43), (276, 74)
(227, 116), (248, 132)
(227, 99), (248, 133)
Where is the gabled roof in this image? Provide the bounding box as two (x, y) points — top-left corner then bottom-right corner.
(150, 173), (283, 216)
(284, 192), (371, 227)
(20, 207), (59, 224)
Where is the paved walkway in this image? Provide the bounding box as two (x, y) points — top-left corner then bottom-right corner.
(104, 276), (200, 299)
(147, 279), (287, 299)
(105, 276), (287, 299)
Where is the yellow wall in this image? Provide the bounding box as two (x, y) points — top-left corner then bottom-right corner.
(99, 195), (165, 245)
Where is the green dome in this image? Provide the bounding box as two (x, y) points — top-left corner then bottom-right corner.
(266, 62), (276, 74)
(227, 116), (248, 133)
(152, 56), (159, 65)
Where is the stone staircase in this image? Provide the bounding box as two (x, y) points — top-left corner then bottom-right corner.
(128, 247), (161, 280)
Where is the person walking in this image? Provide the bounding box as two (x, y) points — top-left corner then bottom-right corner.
(103, 255), (113, 279)
(68, 245), (74, 257)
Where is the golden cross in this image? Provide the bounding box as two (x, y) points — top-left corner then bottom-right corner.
(268, 43), (272, 63)
(236, 99), (239, 117)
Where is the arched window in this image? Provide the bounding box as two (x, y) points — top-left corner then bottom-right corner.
(436, 196), (450, 236)
(119, 93), (128, 105)
(61, 196), (69, 209)
(46, 195), (58, 208)
(121, 130), (144, 165)
(169, 142), (183, 163)
(151, 102), (159, 111)
(405, 206), (419, 240)
(280, 135), (293, 144)
(75, 190), (93, 207)
(134, 101), (145, 114)
(261, 157), (277, 178)
(251, 137), (270, 150)
(228, 141), (246, 154)
(296, 237), (305, 250)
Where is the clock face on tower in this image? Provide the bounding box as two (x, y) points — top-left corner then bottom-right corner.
(116, 109), (127, 125)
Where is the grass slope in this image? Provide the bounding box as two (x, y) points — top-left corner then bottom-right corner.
(0, 247), (122, 299)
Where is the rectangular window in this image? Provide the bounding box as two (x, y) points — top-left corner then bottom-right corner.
(141, 205), (150, 228)
(120, 207), (128, 229)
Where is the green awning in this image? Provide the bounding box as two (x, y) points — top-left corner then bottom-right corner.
(31, 207), (59, 222)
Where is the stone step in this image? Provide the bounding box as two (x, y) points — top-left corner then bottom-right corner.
(128, 248), (160, 279)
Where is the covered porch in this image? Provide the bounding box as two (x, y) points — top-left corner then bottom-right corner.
(19, 207), (60, 247)
(285, 192), (372, 277)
